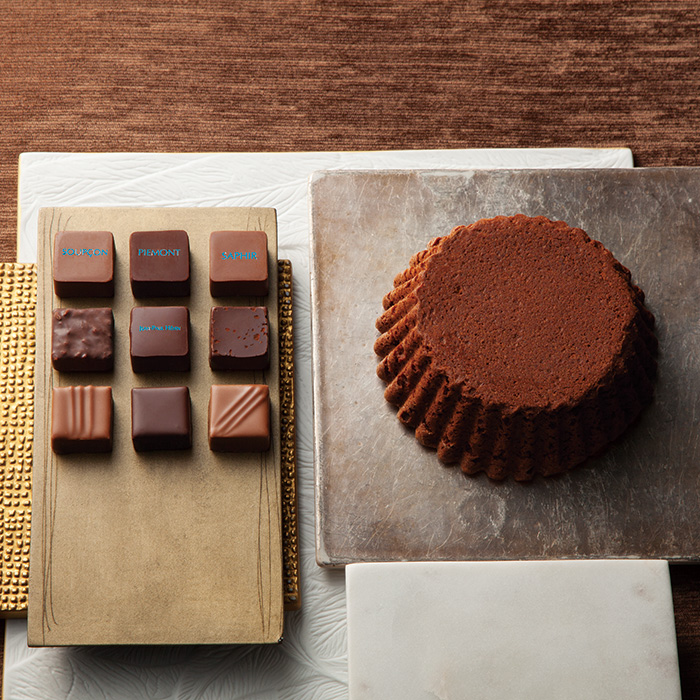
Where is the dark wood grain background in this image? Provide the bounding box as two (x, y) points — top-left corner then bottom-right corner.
(2, 1), (700, 696)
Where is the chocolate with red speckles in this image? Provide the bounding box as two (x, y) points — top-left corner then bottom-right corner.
(209, 306), (269, 370)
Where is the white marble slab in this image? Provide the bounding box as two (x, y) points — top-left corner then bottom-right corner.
(6, 148), (632, 700)
(347, 561), (681, 700)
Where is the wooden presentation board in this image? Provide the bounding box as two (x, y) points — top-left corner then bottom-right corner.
(29, 207), (283, 646)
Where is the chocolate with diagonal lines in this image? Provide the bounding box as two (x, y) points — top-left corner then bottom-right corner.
(208, 384), (270, 452)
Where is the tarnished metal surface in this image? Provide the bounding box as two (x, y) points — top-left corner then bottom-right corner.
(310, 168), (700, 566)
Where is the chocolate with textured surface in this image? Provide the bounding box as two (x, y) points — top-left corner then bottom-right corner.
(210, 306), (269, 370)
(51, 385), (113, 454)
(51, 307), (114, 372)
(53, 231), (114, 298)
(131, 386), (192, 451)
(210, 230), (268, 296)
(375, 215), (658, 481)
(129, 305), (190, 372)
(129, 230), (190, 297)
(208, 384), (270, 452)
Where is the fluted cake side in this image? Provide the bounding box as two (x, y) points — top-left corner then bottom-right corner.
(374, 215), (658, 481)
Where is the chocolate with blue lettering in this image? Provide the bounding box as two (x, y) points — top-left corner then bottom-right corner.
(51, 307), (114, 372)
(210, 306), (269, 370)
(129, 306), (190, 372)
(53, 230), (115, 298)
(129, 230), (190, 297)
(209, 230), (268, 296)
(131, 386), (192, 451)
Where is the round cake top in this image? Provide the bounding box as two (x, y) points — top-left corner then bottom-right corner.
(415, 215), (640, 409)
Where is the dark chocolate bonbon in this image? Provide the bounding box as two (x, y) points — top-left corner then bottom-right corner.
(129, 306), (190, 372)
(129, 230), (190, 297)
(209, 306), (269, 370)
(131, 386), (192, 451)
(51, 307), (114, 372)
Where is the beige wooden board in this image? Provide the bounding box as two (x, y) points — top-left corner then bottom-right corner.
(29, 207), (283, 645)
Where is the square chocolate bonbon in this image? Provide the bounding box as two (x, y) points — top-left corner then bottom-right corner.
(51, 385), (113, 454)
(129, 230), (190, 297)
(53, 230), (115, 298)
(210, 306), (270, 370)
(51, 308), (114, 372)
(131, 387), (192, 451)
(210, 230), (268, 296)
(208, 384), (270, 452)
(129, 306), (190, 372)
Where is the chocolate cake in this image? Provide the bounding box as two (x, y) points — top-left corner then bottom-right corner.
(374, 215), (658, 481)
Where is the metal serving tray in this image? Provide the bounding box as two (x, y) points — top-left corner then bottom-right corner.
(310, 168), (700, 566)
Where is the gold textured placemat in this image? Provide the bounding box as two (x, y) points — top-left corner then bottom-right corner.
(0, 263), (35, 617)
(0, 260), (299, 618)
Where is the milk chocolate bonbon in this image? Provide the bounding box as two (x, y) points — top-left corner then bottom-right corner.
(209, 306), (269, 370)
(51, 385), (113, 454)
(53, 231), (115, 298)
(129, 306), (190, 372)
(129, 230), (190, 297)
(51, 308), (114, 372)
(131, 386), (192, 451)
(208, 384), (270, 452)
(209, 230), (268, 296)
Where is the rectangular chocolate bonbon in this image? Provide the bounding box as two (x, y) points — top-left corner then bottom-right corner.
(210, 306), (270, 370)
(209, 384), (271, 452)
(210, 230), (268, 296)
(129, 305), (190, 372)
(131, 386), (192, 451)
(51, 308), (114, 372)
(53, 230), (114, 298)
(51, 385), (113, 454)
(129, 230), (190, 297)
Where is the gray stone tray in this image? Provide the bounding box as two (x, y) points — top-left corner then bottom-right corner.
(310, 168), (700, 566)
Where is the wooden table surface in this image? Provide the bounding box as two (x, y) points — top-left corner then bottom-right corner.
(2, 1), (700, 697)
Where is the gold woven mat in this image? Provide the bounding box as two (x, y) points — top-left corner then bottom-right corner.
(0, 260), (300, 617)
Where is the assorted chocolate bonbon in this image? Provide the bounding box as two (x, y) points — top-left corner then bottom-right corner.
(210, 306), (270, 370)
(53, 230), (115, 298)
(51, 385), (113, 454)
(129, 305), (190, 373)
(129, 230), (190, 297)
(51, 226), (274, 454)
(208, 384), (271, 452)
(131, 387), (192, 451)
(209, 230), (269, 296)
(51, 307), (114, 372)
